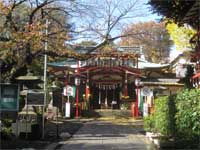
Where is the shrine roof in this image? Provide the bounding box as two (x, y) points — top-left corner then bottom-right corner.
(74, 45), (141, 54)
(48, 58), (170, 70)
(48, 45), (170, 70)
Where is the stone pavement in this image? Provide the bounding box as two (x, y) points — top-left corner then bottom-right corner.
(52, 119), (156, 150)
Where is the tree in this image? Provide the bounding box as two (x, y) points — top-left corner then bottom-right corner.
(73, 0), (152, 54)
(120, 21), (172, 63)
(0, 0), (78, 81)
(148, 0), (197, 28)
(0, 0), (157, 81)
(166, 22), (196, 52)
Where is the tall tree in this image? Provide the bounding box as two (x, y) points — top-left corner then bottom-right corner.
(72, 0), (152, 54)
(0, 0), (78, 81)
(120, 21), (172, 63)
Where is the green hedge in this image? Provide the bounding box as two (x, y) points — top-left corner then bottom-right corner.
(144, 89), (200, 140)
(154, 96), (176, 136)
(175, 89), (200, 138)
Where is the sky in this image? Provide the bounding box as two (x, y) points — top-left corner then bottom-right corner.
(73, 0), (182, 61)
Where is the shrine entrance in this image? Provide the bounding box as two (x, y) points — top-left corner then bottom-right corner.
(90, 85), (121, 109)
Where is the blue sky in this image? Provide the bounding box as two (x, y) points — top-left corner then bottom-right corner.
(73, 0), (181, 61)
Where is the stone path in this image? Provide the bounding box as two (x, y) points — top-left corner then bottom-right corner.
(57, 120), (155, 150)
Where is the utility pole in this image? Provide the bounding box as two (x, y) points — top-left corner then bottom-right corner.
(42, 19), (48, 139)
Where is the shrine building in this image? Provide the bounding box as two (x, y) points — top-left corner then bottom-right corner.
(48, 45), (184, 117)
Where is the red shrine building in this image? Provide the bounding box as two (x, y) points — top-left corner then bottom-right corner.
(48, 45), (184, 117)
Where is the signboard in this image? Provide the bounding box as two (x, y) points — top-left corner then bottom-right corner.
(27, 91), (44, 106)
(52, 90), (62, 108)
(0, 84), (19, 111)
(63, 85), (75, 97)
(65, 103), (70, 118)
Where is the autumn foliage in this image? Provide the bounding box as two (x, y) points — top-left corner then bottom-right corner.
(0, 0), (80, 81)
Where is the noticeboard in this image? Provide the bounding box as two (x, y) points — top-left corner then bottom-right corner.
(27, 91), (44, 106)
(0, 84), (19, 111)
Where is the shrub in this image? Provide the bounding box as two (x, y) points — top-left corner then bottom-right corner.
(175, 89), (200, 138)
(1, 127), (13, 140)
(154, 96), (176, 137)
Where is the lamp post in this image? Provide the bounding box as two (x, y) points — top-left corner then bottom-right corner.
(75, 75), (80, 118)
(135, 78), (140, 118)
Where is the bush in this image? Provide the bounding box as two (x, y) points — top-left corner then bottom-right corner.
(144, 114), (155, 132)
(175, 89), (200, 138)
(1, 119), (14, 140)
(1, 127), (13, 139)
(154, 96), (176, 137)
(2, 119), (13, 127)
